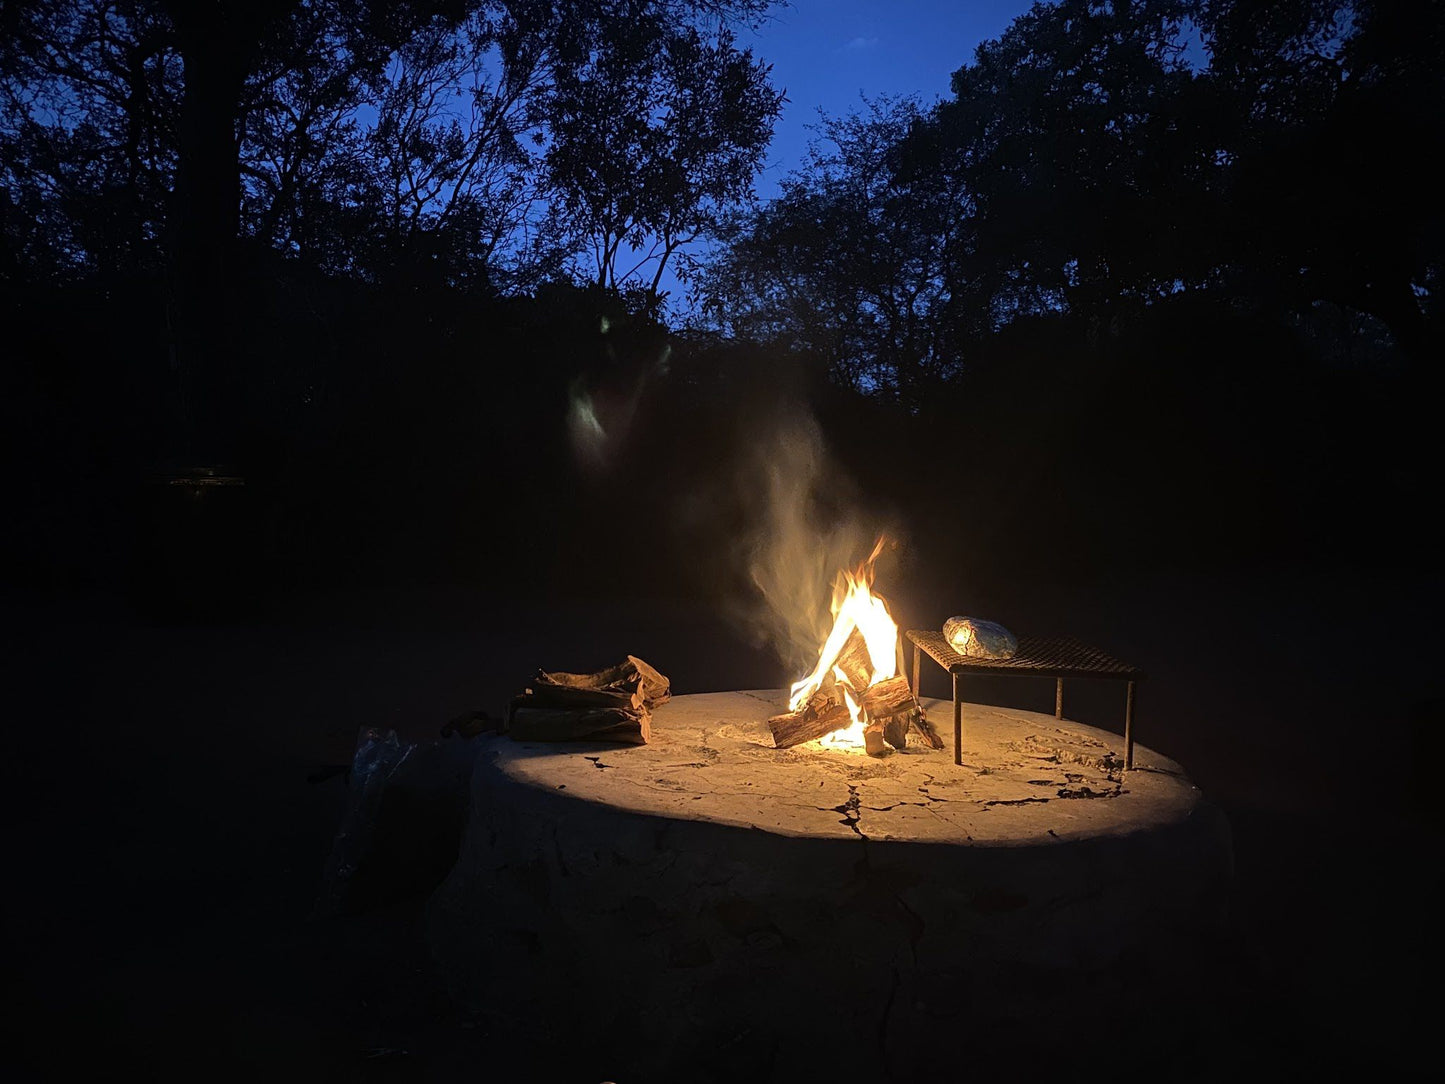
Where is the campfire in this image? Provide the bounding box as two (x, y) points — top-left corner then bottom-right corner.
(768, 539), (941, 755)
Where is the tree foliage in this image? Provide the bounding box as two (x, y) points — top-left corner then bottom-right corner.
(702, 98), (965, 406)
(1, 0), (182, 277)
(1, 0), (780, 300)
(543, 13), (782, 297)
(697, 0), (1442, 392)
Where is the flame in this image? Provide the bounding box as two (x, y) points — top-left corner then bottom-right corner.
(789, 537), (899, 749)
(821, 685), (865, 749)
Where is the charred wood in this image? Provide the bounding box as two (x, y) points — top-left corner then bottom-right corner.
(859, 675), (914, 721)
(769, 692), (852, 748)
(909, 707), (944, 750)
(832, 629), (874, 693)
(883, 713), (910, 751)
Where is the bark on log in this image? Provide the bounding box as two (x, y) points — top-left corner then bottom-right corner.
(909, 707), (945, 750)
(859, 675), (914, 721)
(536, 655), (670, 708)
(832, 629), (874, 693)
(522, 683), (643, 712)
(769, 693), (852, 748)
(883, 713), (910, 751)
(509, 705), (650, 744)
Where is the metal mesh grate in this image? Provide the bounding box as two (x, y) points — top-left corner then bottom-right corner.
(906, 630), (1144, 680)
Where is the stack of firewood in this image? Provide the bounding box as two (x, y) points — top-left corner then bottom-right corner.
(508, 655), (670, 745)
(767, 630), (941, 755)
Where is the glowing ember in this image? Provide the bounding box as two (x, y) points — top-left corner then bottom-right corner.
(788, 538), (899, 749)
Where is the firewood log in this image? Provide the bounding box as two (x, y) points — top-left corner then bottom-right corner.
(535, 655), (671, 708)
(768, 692), (852, 748)
(832, 629), (874, 692)
(908, 707), (944, 750)
(859, 675), (914, 721)
(883, 713), (910, 751)
(864, 719), (889, 757)
(858, 676), (937, 750)
(521, 682), (643, 712)
(509, 705), (650, 744)
(624, 655), (671, 706)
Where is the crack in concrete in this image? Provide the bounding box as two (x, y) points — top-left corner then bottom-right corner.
(1057, 785), (1125, 799)
(830, 784), (867, 840)
(739, 690), (783, 707)
(982, 796), (1051, 808)
(980, 783), (1124, 809)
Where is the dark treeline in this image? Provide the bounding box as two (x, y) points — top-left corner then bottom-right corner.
(2, 0), (1439, 609)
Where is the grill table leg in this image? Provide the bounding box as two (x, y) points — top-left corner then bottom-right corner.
(1125, 681), (1136, 770)
(1055, 679), (1064, 719)
(953, 672), (962, 766)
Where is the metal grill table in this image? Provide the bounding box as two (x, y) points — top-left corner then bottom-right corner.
(905, 630), (1146, 770)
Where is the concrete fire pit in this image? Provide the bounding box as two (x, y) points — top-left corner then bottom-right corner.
(429, 690), (1231, 1080)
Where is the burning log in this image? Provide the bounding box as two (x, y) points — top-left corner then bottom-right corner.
(773, 537), (946, 757)
(883, 714), (910, 751)
(772, 673), (935, 755)
(833, 629), (873, 693)
(768, 692), (852, 749)
(859, 675), (914, 721)
(510, 705), (650, 745)
(860, 675), (937, 752)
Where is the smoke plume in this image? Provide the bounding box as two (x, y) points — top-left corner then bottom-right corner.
(732, 413), (894, 677)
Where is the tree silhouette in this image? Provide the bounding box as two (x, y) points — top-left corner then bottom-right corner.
(931, 0), (1209, 324)
(543, 14), (782, 302)
(698, 0), (1441, 383)
(1, 0), (780, 456)
(1199, 0), (1444, 358)
(0, 0), (1437, 592)
(236, 0), (400, 269)
(698, 97), (964, 403)
(1, 0), (181, 277)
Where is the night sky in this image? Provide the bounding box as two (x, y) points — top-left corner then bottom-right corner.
(655, 0), (1034, 310)
(741, 1), (1034, 198)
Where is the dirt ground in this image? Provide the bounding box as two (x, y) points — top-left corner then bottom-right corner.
(5, 567), (1439, 1079)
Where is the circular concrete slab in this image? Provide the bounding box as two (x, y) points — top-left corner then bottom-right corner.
(430, 691), (1232, 1082)
(490, 689), (1200, 846)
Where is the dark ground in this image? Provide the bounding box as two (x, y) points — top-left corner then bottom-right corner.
(4, 565), (1439, 1080)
